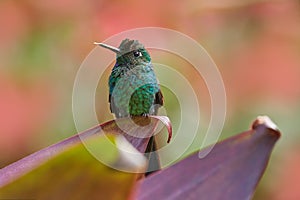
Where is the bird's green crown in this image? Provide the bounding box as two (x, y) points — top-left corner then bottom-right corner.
(116, 39), (151, 65)
(118, 39), (144, 55)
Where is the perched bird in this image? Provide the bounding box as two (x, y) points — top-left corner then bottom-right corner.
(95, 39), (163, 174)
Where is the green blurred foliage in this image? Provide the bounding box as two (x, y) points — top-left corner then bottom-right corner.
(0, 0), (300, 199)
(0, 135), (138, 200)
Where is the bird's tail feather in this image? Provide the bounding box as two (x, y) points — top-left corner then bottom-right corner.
(145, 136), (160, 176)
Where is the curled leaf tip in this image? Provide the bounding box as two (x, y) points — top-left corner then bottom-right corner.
(151, 115), (172, 143)
(166, 124), (172, 143)
(252, 115), (278, 131)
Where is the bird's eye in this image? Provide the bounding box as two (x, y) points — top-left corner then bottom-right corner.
(133, 51), (142, 57)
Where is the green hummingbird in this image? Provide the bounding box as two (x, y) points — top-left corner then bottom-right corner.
(95, 39), (163, 174)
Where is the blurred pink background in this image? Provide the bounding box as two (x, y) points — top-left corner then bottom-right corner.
(0, 0), (300, 199)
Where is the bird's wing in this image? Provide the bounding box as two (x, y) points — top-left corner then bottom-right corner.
(109, 94), (121, 118)
(108, 94), (113, 112)
(154, 89), (164, 106)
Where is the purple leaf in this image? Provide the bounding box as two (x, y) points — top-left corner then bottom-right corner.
(136, 116), (281, 200)
(0, 116), (172, 187)
(0, 135), (146, 200)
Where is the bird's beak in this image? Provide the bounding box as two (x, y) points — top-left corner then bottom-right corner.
(94, 42), (120, 54)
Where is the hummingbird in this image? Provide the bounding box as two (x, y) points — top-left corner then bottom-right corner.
(95, 39), (163, 174)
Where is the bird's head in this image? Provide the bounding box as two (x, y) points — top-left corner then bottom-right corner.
(95, 39), (151, 65)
